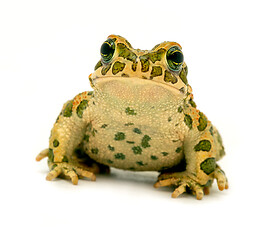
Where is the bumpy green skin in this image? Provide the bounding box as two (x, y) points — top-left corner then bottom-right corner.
(39, 35), (228, 199)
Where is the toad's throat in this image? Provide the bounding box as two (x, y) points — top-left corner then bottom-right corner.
(91, 77), (184, 106)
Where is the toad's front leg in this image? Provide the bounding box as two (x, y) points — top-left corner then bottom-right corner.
(154, 109), (228, 200)
(36, 91), (109, 184)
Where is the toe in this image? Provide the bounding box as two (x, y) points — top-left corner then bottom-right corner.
(195, 188), (204, 200)
(36, 149), (49, 161)
(154, 178), (179, 188)
(214, 166), (228, 191)
(171, 184), (186, 198)
(203, 186), (210, 195)
(77, 168), (96, 181)
(217, 180), (225, 191)
(46, 166), (62, 181)
(215, 174), (227, 191)
(225, 182), (229, 189)
(64, 170), (79, 185)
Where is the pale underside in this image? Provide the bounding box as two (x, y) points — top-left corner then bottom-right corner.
(84, 77), (187, 171)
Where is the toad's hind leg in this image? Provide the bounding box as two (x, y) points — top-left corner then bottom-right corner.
(154, 108), (228, 200)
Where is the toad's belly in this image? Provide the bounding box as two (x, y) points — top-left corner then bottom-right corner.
(83, 120), (184, 171)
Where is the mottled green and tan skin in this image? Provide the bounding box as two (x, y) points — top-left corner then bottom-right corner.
(36, 35), (228, 200)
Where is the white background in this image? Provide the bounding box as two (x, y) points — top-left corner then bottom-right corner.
(1, 0), (274, 239)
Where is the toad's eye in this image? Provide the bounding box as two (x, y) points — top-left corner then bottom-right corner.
(166, 46), (184, 71)
(100, 39), (115, 63)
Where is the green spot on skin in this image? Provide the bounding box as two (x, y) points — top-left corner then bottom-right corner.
(132, 62), (137, 71)
(147, 48), (166, 63)
(114, 132), (126, 141)
(125, 122), (134, 126)
(133, 128), (142, 134)
(48, 148), (54, 162)
(141, 135), (151, 148)
(121, 73), (129, 77)
(126, 141), (135, 144)
(53, 139), (59, 148)
(150, 66), (163, 78)
(151, 155), (158, 160)
(197, 112), (208, 131)
(189, 98), (197, 108)
(114, 153), (125, 160)
(91, 148), (99, 154)
(62, 156), (69, 163)
(132, 146), (142, 155)
(91, 128), (97, 136)
(175, 147), (182, 153)
(101, 124), (108, 128)
(125, 107), (137, 115)
(76, 100), (89, 118)
(107, 159), (114, 164)
(140, 56), (150, 72)
(51, 164), (57, 170)
(83, 135), (89, 142)
(136, 161), (146, 166)
(164, 70), (178, 84)
(184, 114), (193, 130)
(194, 140), (212, 152)
(63, 100), (73, 117)
(108, 145), (115, 151)
(168, 117), (172, 122)
(184, 65), (188, 76)
(101, 64), (111, 75)
(117, 43), (137, 63)
(161, 152), (169, 156)
(87, 91), (94, 96)
(87, 123), (92, 131)
(112, 61), (126, 75)
(178, 106), (183, 113)
(94, 60), (103, 71)
(179, 68), (188, 84)
(200, 158), (216, 175)
(179, 87), (185, 94)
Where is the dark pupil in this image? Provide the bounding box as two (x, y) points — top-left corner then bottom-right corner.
(101, 40), (115, 62)
(169, 51), (183, 63)
(166, 46), (184, 71)
(101, 43), (112, 55)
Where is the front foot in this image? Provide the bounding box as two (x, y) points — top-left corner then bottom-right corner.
(46, 162), (97, 185)
(154, 165), (228, 200)
(36, 149), (110, 185)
